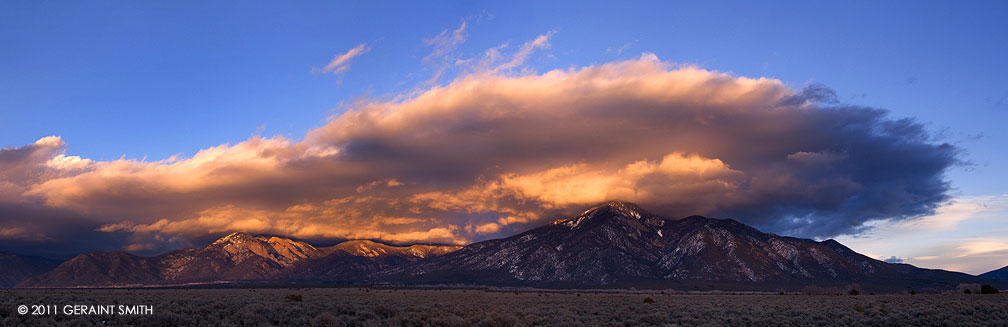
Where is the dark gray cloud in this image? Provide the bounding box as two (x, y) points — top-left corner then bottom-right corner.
(779, 83), (839, 106)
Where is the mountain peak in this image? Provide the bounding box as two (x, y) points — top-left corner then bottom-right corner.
(324, 240), (461, 259)
(211, 232), (257, 245)
(328, 240), (392, 257)
(582, 200), (650, 218)
(552, 200), (655, 228)
(595, 199), (641, 209)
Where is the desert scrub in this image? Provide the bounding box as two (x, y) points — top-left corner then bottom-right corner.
(2, 288), (1008, 326)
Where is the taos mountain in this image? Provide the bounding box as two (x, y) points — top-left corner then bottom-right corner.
(980, 265), (1008, 280)
(0, 252), (61, 287)
(379, 201), (989, 292)
(9, 201), (1002, 292)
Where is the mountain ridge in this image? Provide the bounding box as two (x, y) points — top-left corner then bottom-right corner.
(0, 252), (62, 287)
(9, 201), (998, 292)
(17, 233), (460, 288)
(379, 201), (985, 292)
(980, 265), (1008, 280)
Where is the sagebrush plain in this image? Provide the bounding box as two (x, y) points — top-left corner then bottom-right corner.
(2, 288), (1006, 326)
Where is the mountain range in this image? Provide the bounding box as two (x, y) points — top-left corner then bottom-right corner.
(16, 233), (460, 287)
(378, 201), (992, 292)
(6, 201), (1006, 292)
(980, 265), (1008, 280)
(0, 252), (60, 287)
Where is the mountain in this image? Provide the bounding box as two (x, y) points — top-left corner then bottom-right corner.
(19, 252), (161, 287)
(381, 201), (981, 292)
(18, 233), (324, 287)
(275, 241), (462, 283)
(13, 201), (986, 291)
(980, 265), (1008, 280)
(0, 252), (61, 287)
(323, 240), (461, 259)
(156, 232), (326, 282)
(18, 234), (459, 287)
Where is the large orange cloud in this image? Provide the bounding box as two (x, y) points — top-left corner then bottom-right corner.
(0, 53), (957, 254)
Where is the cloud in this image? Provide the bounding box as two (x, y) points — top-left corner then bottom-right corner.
(305, 52), (955, 238)
(0, 227), (31, 240)
(881, 256), (905, 263)
(607, 42), (634, 56)
(423, 20), (470, 83)
(1, 48), (958, 256)
(475, 31), (554, 74)
(0, 136), (76, 188)
(424, 20), (468, 65)
(956, 240), (1008, 257)
(422, 13), (495, 84)
(410, 153), (745, 217)
(317, 43), (370, 75)
(837, 194), (1008, 274)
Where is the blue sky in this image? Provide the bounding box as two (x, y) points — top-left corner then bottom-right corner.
(1, 1), (1007, 273)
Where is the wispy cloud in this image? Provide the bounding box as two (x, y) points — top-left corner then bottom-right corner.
(838, 194), (1008, 274)
(422, 20), (468, 84)
(425, 21), (468, 64)
(422, 13), (495, 84)
(607, 41), (635, 56)
(316, 43), (370, 75)
(475, 31), (555, 74)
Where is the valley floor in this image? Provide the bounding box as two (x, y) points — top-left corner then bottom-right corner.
(1, 288), (1006, 326)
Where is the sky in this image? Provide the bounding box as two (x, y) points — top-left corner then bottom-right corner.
(1, 1), (1006, 275)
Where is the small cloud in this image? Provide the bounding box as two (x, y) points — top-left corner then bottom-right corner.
(474, 222), (501, 234)
(495, 30), (554, 72)
(0, 227), (34, 241)
(606, 41), (634, 56)
(355, 178), (405, 193)
(123, 243), (159, 252)
(425, 20), (468, 64)
(33, 136), (64, 147)
(316, 43), (371, 75)
(881, 256), (905, 263)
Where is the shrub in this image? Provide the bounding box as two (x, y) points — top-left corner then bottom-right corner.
(310, 312), (338, 327)
(958, 283), (980, 294)
(853, 303), (865, 313)
(643, 297), (655, 303)
(374, 304), (398, 318)
(476, 311), (518, 327)
(284, 294), (303, 302)
(845, 284), (862, 296)
(980, 284), (999, 294)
